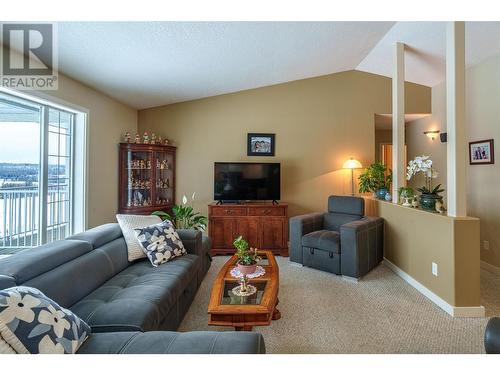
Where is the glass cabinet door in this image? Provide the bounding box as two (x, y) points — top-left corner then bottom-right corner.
(154, 150), (174, 206)
(125, 151), (152, 208)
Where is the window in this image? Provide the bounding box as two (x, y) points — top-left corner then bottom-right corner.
(0, 90), (87, 252)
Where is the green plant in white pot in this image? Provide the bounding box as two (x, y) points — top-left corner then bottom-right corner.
(398, 186), (414, 207)
(153, 192), (208, 230)
(406, 156), (444, 211)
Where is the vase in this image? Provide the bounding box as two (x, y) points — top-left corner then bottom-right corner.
(419, 193), (442, 211)
(375, 188), (387, 200)
(385, 192), (392, 201)
(402, 197), (412, 207)
(237, 262), (257, 276)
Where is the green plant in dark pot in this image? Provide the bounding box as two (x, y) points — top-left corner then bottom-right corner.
(358, 162), (392, 199)
(406, 156), (444, 211)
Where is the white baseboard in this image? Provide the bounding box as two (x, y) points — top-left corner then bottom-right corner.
(481, 260), (500, 275)
(383, 258), (485, 318)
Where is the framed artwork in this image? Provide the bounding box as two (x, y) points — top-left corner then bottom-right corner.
(469, 139), (494, 165)
(247, 133), (275, 156)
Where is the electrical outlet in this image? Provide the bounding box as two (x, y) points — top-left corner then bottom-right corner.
(432, 262), (438, 277)
(484, 240), (490, 250)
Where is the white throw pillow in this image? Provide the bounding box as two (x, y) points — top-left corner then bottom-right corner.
(116, 214), (162, 261)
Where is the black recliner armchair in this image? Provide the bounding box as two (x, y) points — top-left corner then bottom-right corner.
(485, 317), (500, 354)
(289, 195), (384, 279)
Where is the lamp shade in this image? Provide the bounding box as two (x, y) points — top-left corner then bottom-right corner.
(343, 158), (362, 169)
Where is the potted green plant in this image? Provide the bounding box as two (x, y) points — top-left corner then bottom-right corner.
(406, 156), (444, 211)
(153, 192), (208, 230)
(358, 162), (393, 199)
(233, 235), (261, 275)
(398, 186), (414, 207)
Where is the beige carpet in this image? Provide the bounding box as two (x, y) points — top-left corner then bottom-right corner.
(179, 256), (498, 353)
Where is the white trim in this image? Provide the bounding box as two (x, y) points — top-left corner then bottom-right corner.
(383, 258), (485, 318)
(481, 260), (500, 275)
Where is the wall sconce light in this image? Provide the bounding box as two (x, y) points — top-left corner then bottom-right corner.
(424, 130), (440, 141)
(343, 158), (363, 196)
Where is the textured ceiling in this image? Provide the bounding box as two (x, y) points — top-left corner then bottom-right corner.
(56, 22), (394, 108)
(357, 21), (500, 87)
(50, 21), (500, 109)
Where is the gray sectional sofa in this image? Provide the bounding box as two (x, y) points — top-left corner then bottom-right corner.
(0, 223), (265, 354)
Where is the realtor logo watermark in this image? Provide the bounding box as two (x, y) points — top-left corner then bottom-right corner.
(1, 23), (58, 90)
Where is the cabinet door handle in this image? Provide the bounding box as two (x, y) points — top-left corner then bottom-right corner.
(264, 209), (271, 214)
(226, 209), (233, 214)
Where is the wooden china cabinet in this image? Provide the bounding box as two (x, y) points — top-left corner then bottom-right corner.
(118, 143), (176, 214)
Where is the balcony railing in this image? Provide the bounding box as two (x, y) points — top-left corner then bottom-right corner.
(0, 185), (71, 250)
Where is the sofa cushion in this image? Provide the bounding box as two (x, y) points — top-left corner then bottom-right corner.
(0, 286), (91, 354)
(116, 214), (162, 262)
(70, 254), (201, 332)
(0, 240), (92, 286)
(328, 195), (364, 215)
(301, 230), (340, 253)
(77, 331), (266, 354)
(22, 238), (128, 308)
(135, 221), (186, 267)
(67, 223), (123, 249)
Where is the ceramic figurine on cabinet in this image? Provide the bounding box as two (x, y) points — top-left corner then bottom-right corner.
(157, 136), (163, 144)
(151, 133), (156, 144)
(134, 133), (141, 143)
(143, 132), (149, 144)
(435, 200), (445, 214)
(124, 132), (131, 143)
(164, 138), (170, 145)
(411, 195), (419, 208)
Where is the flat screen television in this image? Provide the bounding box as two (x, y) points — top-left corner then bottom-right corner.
(214, 162), (280, 202)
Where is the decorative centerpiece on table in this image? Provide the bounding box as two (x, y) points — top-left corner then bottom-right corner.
(358, 162), (393, 200)
(153, 193), (207, 230)
(231, 236), (262, 296)
(406, 155), (444, 212)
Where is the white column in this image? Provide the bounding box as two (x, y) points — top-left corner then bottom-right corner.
(392, 42), (405, 203)
(446, 21), (467, 217)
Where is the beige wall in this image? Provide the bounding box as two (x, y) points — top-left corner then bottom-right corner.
(365, 197), (481, 309)
(405, 83), (447, 200)
(374, 129), (392, 162)
(138, 70), (430, 219)
(406, 53), (500, 269)
(45, 73), (137, 228)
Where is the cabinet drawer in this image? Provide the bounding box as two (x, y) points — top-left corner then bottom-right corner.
(211, 207), (247, 216)
(248, 207), (285, 216)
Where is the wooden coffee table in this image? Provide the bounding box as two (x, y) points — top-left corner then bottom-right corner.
(208, 250), (280, 331)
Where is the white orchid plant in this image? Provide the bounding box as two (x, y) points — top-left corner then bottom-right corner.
(406, 155), (444, 195)
(152, 192), (208, 231)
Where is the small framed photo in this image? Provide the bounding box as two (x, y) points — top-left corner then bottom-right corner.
(469, 139), (494, 165)
(247, 133), (275, 156)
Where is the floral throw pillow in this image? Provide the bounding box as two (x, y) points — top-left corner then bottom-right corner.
(135, 220), (187, 267)
(0, 286), (91, 354)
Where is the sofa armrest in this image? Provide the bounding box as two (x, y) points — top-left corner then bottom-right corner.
(289, 213), (324, 264)
(176, 229), (202, 256)
(340, 216), (384, 278)
(485, 317), (500, 353)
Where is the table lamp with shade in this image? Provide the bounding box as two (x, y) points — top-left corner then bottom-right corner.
(343, 158), (363, 196)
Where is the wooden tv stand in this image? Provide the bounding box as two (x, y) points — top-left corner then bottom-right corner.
(208, 202), (289, 257)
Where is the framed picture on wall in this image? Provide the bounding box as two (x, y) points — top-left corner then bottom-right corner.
(247, 133), (275, 156)
(469, 139), (494, 165)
